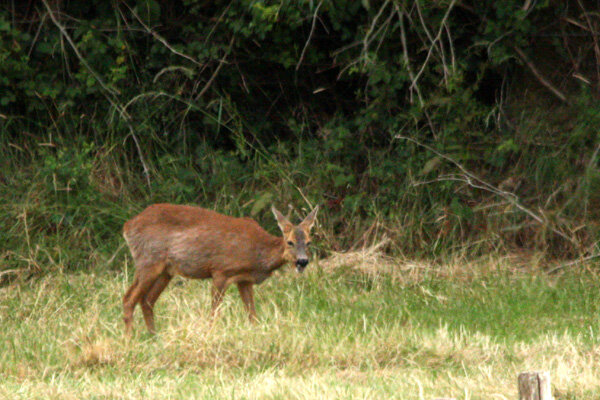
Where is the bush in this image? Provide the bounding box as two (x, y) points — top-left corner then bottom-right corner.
(2, 0), (600, 277)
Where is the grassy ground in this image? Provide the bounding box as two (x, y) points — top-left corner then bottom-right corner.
(1, 255), (600, 399)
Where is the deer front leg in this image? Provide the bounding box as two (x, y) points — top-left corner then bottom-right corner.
(237, 281), (257, 323)
(211, 275), (228, 319)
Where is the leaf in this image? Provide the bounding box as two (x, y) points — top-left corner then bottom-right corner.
(0, 18), (10, 31)
(420, 156), (442, 176)
(333, 173), (354, 188)
(497, 139), (518, 153)
(36, 42), (54, 55)
(450, 198), (473, 220)
(251, 192), (273, 216)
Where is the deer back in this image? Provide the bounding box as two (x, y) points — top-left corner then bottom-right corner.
(123, 204), (283, 279)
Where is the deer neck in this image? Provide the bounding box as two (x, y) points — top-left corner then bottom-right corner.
(263, 236), (287, 272)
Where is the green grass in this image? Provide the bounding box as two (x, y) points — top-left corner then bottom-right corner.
(1, 261), (600, 399)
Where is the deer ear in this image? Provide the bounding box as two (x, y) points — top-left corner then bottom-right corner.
(300, 205), (319, 231)
(272, 206), (292, 233)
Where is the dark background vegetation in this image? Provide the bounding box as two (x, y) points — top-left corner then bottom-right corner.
(2, 0), (600, 277)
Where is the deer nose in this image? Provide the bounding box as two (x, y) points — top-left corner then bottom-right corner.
(296, 258), (309, 267)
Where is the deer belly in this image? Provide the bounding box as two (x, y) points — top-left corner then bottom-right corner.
(166, 245), (213, 279)
(167, 263), (211, 279)
(253, 273), (270, 284)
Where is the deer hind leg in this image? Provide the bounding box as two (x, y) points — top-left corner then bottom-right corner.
(123, 276), (139, 336)
(237, 281), (257, 323)
(123, 276), (139, 310)
(123, 261), (166, 336)
(140, 271), (172, 334)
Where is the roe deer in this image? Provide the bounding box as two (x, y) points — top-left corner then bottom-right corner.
(122, 203), (318, 334)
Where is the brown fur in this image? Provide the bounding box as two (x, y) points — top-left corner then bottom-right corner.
(122, 203), (318, 334)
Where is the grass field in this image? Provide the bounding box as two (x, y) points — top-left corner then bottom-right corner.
(1, 254), (600, 399)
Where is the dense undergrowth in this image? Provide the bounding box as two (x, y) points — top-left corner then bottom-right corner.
(3, 1), (600, 278)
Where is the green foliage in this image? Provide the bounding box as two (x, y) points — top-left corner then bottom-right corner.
(2, 0), (600, 275)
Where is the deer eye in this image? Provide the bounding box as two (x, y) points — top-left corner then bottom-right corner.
(287, 241), (294, 246)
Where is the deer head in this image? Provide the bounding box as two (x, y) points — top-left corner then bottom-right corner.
(272, 206), (319, 272)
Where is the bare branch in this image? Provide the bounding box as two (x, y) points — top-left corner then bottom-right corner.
(359, 0), (392, 68)
(444, 22), (456, 74)
(41, 0), (152, 188)
(415, 0), (449, 84)
(396, 5), (423, 106)
(575, 0), (600, 83)
(395, 135), (578, 246)
(410, 0), (457, 91)
(125, 3), (203, 68)
(41, 0), (119, 96)
(513, 46), (568, 102)
(195, 36), (235, 100)
(546, 253), (600, 274)
(297, 0), (323, 71)
(202, 2), (233, 48)
(28, 12), (48, 57)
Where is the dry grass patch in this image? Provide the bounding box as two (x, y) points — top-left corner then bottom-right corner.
(1, 256), (600, 398)
(319, 241), (546, 285)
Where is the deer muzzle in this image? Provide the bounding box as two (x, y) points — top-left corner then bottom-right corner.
(296, 258), (309, 272)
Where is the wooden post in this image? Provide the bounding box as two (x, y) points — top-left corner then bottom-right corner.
(518, 371), (552, 400)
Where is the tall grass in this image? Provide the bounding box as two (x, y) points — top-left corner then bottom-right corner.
(3, 130), (598, 286)
(1, 256), (600, 399)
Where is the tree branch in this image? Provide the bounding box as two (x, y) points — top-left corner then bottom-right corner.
(125, 3), (203, 69)
(514, 46), (568, 102)
(395, 135), (578, 246)
(195, 36), (235, 100)
(410, 0), (457, 91)
(42, 0), (152, 188)
(396, 5), (423, 106)
(297, 0), (323, 71)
